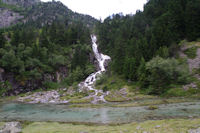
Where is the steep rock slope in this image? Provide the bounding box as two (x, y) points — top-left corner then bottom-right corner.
(0, 0), (97, 28)
(0, 8), (23, 27)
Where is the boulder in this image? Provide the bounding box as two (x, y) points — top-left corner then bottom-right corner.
(103, 58), (111, 70)
(188, 128), (200, 133)
(1, 122), (22, 133)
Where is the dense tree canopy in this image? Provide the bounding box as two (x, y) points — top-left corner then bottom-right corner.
(0, 20), (94, 89)
(97, 0), (200, 93)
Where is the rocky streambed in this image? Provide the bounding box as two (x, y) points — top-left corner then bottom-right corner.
(17, 90), (69, 104)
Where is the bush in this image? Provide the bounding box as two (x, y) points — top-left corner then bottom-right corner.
(164, 87), (200, 97)
(95, 74), (108, 86)
(184, 47), (198, 59)
(0, 81), (12, 96)
(144, 56), (190, 95)
(43, 81), (60, 90)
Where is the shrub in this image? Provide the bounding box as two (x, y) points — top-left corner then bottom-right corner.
(144, 56), (190, 95)
(0, 81), (12, 96)
(184, 47), (198, 59)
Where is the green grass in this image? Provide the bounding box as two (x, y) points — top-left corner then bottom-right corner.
(21, 119), (200, 133)
(164, 87), (200, 97)
(179, 40), (200, 46)
(70, 97), (93, 104)
(0, 122), (5, 127)
(95, 74), (128, 91)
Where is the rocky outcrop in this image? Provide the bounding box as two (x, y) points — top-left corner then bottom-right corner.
(0, 8), (23, 28)
(179, 43), (200, 72)
(0, 122), (22, 133)
(18, 90), (69, 104)
(0, 66), (68, 96)
(104, 58), (111, 70)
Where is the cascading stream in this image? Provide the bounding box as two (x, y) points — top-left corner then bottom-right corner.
(79, 35), (111, 103)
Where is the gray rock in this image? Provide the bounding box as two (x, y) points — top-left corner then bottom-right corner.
(183, 83), (198, 91)
(136, 126), (141, 130)
(103, 58), (111, 70)
(188, 128), (200, 133)
(0, 8), (24, 28)
(155, 125), (161, 128)
(1, 122), (22, 133)
(18, 90), (69, 104)
(119, 88), (128, 96)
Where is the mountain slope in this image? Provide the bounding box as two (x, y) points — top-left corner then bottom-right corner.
(96, 0), (200, 95)
(0, 0), (97, 29)
(0, 0), (98, 96)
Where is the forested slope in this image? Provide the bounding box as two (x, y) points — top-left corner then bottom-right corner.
(0, 1), (98, 95)
(96, 0), (200, 94)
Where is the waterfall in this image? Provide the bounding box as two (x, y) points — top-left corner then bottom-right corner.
(79, 35), (111, 103)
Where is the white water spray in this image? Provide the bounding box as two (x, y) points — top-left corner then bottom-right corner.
(79, 35), (111, 103)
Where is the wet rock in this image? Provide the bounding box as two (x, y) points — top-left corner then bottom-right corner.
(1, 122), (22, 133)
(94, 60), (100, 71)
(103, 58), (111, 69)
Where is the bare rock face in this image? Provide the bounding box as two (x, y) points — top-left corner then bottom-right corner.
(0, 0), (40, 28)
(103, 58), (111, 70)
(0, 8), (24, 28)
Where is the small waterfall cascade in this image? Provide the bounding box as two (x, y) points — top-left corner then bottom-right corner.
(79, 35), (111, 103)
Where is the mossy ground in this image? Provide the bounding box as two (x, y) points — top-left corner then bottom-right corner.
(20, 119), (200, 133)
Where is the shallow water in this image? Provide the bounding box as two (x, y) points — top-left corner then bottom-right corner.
(0, 102), (200, 124)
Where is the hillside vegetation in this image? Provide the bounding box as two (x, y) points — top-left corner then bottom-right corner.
(0, 1), (97, 95)
(0, 0), (200, 97)
(96, 0), (200, 95)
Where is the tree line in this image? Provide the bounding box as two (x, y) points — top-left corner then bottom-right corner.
(96, 0), (200, 94)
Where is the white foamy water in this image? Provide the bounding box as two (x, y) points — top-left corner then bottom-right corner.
(79, 35), (111, 103)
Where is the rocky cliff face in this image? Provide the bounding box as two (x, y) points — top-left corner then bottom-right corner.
(0, 8), (23, 27)
(1, 0), (40, 7)
(0, 0), (40, 28)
